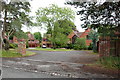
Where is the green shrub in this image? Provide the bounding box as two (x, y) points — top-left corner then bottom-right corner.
(73, 44), (87, 50)
(9, 43), (18, 49)
(67, 43), (74, 49)
(56, 44), (61, 48)
(73, 38), (87, 50)
(73, 44), (80, 50)
(99, 56), (120, 69)
(56, 43), (67, 48)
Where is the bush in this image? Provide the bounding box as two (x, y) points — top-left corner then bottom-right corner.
(9, 43), (18, 49)
(99, 56), (120, 69)
(56, 43), (67, 48)
(73, 38), (87, 50)
(66, 43), (74, 49)
(73, 44), (87, 50)
(56, 44), (62, 48)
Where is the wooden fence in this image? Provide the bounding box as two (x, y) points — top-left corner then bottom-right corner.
(99, 37), (120, 57)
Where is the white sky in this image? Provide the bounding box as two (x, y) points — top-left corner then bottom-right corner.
(21, 0), (85, 36)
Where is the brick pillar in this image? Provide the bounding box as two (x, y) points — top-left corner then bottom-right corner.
(18, 42), (26, 55)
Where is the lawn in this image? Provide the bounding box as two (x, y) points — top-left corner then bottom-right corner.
(29, 48), (74, 51)
(0, 49), (36, 58)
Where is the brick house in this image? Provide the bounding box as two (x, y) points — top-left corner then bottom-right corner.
(41, 34), (52, 48)
(41, 28), (92, 48)
(27, 32), (40, 47)
(41, 37), (52, 48)
(68, 28), (92, 46)
(12, 32), (40, 47)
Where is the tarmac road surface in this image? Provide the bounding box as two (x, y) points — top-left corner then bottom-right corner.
(1, 50), (112, 78)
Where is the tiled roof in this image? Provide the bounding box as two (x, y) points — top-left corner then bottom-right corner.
(68, 29), (91, 38)
(68, 32), (75, 38)
(79, 28), (91, 38)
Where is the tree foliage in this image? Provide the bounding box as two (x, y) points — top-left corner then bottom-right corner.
(35, 4), (75, 28)
(54, 19), (76, 35)
(88, 30), (99, 52)
(2, 1), (31, 32)
(1, 1), (32, 50)
(66, 1), (120, 34)
(35, 4), (75, 48)
(73, 38), (87, 50)
(34, 32), (42, 42)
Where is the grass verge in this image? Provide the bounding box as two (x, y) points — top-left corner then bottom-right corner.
(0, 49), (36, 58)
(98, 56), (120, 69)
(29, 48), (74, 51)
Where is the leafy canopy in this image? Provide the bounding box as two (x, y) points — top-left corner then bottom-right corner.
(35, 4), (75, 29)
(1, 1), (32, 50)
(34, 32), (42, 41)
(66, 1), (120, 34)
(35, 4), (75, 48)
(1, 1), (32, 38)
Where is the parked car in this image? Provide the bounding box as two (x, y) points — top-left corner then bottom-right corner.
(42, 44), (46, 48)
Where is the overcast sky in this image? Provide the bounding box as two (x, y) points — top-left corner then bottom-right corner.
(21, 0), (85, 36)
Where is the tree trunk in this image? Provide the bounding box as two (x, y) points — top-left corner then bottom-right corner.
(3, 39), (9, 50)
(0, 29), (2, 50)
(2, 9), (9, 50)
(53, 42), (56, 49)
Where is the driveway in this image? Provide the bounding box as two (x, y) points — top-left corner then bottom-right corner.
(2, 50), (113, 78)
(23, 50), (98, 64)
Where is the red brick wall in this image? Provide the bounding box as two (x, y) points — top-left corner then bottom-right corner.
(18, 42), (26, 55)
(86, 40), (92, 46)
(99, 39), (110, 57)
(28, 40), (40, 47)
(80, 28), (92, 46)
(67, 29), (92, 46)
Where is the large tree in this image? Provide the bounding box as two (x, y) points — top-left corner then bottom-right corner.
(1, 1), (32, 50)
(49, 19), (76, 48)
(35, 4), (75, 49)
(66, 1), (120, 36)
